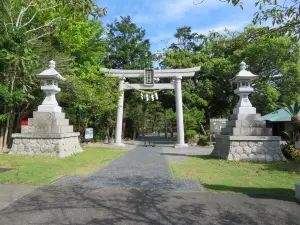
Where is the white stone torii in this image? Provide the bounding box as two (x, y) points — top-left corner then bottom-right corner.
(102, 67), (200, 148)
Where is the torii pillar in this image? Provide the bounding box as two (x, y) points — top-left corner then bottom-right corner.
(115, 77), (125, 146)
(174, 75), (188, 148)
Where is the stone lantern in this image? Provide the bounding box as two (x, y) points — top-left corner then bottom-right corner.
(211, 61), (286, 162)
(10, 60), (83, 158)
(230, 61), (258, 115)
(36, 60), (66, 113)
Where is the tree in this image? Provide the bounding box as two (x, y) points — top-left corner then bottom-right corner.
(169, 26), (203, 52)
(103, 16), (152, 69)
(160, 24), (300, 136)
(194, 0), (300, 40)
(0, 0), (107, 150)
(281, 102), (300, 144)
(103, 16), (153, 139)
(282, 102), (300, 125)
(55, 19), (120, 141)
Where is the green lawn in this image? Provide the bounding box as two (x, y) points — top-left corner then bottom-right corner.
(170, 156), (300, 199)
(0, 147), (127, 185)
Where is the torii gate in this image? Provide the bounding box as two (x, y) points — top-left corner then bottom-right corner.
(102, 67), (200, 148)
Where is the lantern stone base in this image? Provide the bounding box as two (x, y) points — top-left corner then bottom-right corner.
(38, 105), (62, 113)
(211, 135), (286, 162)
(10, 112), (82, 158)
(10, 134), (82, 158)
(211, 113), (287, 162)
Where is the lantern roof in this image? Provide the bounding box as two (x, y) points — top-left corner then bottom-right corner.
(230, 62), (258, 82)
(36, 60), (66, 81)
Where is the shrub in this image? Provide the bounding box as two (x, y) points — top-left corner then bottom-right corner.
(281, 144), (300, 161)
(198, 135), (209, 146)
(185, 130), (198, 144)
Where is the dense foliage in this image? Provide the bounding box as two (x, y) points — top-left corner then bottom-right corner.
(0, 0), (113, 151)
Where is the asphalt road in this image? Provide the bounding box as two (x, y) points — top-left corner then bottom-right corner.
(0, 186), (299, 225)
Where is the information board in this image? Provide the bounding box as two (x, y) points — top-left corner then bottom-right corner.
(85, 128), (93, 140)
(210, 118), (228, 134)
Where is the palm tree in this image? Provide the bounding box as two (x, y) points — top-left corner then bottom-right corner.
(282, 102), (300, 125)
(281, 102), (300, 143)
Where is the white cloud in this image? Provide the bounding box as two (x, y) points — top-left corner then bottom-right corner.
(193, 25), (239, 35)
(149, 22), (248, 52)
(162, 0), (224, 20)
(193, 21), (249, 35)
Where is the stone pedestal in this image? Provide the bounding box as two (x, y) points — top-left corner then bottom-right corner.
(10, 112), (82, 158)
(211, 113), (286, 162)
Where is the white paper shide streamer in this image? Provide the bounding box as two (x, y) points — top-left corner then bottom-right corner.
(140, 90), (159, 102)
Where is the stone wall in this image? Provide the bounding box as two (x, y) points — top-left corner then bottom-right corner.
(212, 137), (286, 162)
(10, 136), (82, 158)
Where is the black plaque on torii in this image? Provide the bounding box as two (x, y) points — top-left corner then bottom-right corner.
(144, 68), (154, 86)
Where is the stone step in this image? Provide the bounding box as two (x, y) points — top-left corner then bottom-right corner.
(21, 125), (74, 134)
(28, 118), (69, 126)
(33, 112), (66, 120)
(221, 127), (272, 136)
(229, 114), (261, 121)
(226, 120), (266, 128)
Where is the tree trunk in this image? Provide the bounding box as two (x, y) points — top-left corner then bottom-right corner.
(7, 109), (17, 148)
(199, 123), (207, 135)
(3, 110), (11, 152)
(0, 125), (4, 152)
(106, 127), (110, 143)
(152, 112), (157, 132)
(165, 110), (168, 139)
(3, 68), (16, 151)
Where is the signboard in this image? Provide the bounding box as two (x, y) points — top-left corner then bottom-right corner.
(210, 118), (227, 134)
(21, 120), (28, 126)
(144, 68), (154, 86)
(85, 128), (93, 140)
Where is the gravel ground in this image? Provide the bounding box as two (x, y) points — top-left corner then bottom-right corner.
(56, 146), (201, 191)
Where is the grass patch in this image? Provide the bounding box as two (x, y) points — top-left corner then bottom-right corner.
(170, 156), (300, 199)
(0, 147), (127, 185)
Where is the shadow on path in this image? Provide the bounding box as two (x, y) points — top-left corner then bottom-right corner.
(0, 186), (299, 225)
(205, 184), (296, 202)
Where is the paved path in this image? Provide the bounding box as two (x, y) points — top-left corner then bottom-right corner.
(0, 184), (38, 211)
(0, 186), (299, 225)
(1, 139), (299, 224)
(56, 145), (201, 191)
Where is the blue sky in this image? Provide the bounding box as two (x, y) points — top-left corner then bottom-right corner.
(98, 0), (259, 53)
